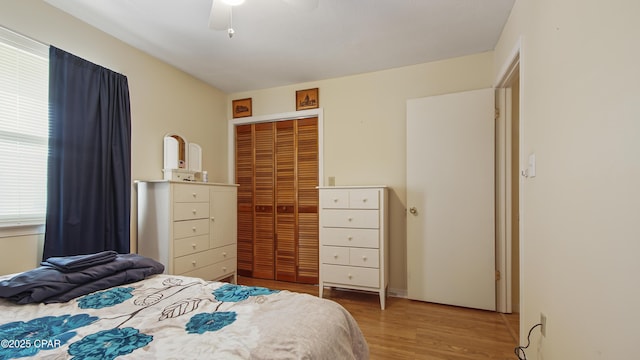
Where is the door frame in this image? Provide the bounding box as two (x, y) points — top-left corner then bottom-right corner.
(227, 108), (324, 186)
(494, 37), (523, 313)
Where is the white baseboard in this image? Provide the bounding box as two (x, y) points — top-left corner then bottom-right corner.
(388, 287), (407, 298)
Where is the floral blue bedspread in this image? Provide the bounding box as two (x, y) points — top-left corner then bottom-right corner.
(0, 275), (368, 359)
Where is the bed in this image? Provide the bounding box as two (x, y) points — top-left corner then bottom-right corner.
(0, 255), (368, 359)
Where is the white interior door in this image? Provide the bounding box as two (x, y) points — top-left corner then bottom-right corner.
(406, 88), (496, 311)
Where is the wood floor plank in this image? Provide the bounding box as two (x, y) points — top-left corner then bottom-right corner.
(238, 276), (519, 360)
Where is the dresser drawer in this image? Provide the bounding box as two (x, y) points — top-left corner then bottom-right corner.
(349, 248), (379, 268)
(174, 234), (209, 257)
(174, 202), (209, 221)
(174, 248), (216, 274)
(173, 218), (209, 239)
(181, 258), (236, 281)
(211, 243), (237, 264)
(348, 189), (379, 209)
(320, 189), (349, 209)
(174, 185), (210, 203)
(320, 228), (379, 248)
(321, 209), (379, 229)
(321, 246), (350, 265)
(322, 264), (379, 288)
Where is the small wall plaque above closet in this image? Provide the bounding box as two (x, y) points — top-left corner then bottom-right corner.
(163, 133), (202, 181)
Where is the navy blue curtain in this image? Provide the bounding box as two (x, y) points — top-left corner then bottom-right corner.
(43, 47), (131, 259)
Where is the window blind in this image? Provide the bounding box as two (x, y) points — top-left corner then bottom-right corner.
(0, 27), (48, 226)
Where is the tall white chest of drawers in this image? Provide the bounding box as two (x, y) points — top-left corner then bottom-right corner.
(136, 181), (238, 283)
(319, 186), (389, 309)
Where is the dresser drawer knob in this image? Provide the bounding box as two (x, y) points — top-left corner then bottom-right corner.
(333, 254), (338, 259)
(210, 217), (215, 222)
(191, 243), (196, 249)
(192, 261), (197, 266)
(192, 227), (197, 232)
(348, 274), (352, 279)
(223, 252), (227, 257)
(333, 198), (338, 203)
(362, 198), (368, 203)
(347, 217), (353, 222)
(347, 236), (353, 241)
(192, 192), (197, 198)
(362, 256), (367, 261)
(222, 267), (227, 272)
(192, 209), (197, 214)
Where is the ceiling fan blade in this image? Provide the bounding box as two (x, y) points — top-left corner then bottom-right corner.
(209, 0), (231, 30)
(282, 0), (319, 11)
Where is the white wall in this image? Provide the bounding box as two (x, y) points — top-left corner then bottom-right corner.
(494, 0), (640, 358)
(0, 0), (228, 269)
(229, 52), (495, 292)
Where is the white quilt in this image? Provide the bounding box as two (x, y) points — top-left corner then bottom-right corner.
(0, 274), (369, 359)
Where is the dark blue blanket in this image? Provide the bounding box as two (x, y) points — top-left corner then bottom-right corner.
(0, 253), (164, 304)
(41, 250), (118, 273)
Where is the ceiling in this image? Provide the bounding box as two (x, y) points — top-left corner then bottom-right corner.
(44, 0), (515, 94)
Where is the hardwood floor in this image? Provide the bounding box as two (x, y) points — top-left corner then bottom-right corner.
(238, 276), (519, 360)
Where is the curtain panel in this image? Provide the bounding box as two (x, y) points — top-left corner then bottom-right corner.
(43, 47), (131, 259)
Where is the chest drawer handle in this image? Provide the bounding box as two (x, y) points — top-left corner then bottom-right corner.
(222, 266), (227, 272)
(192, 192), (197, 198)
(362, 256), (367, 261)
(333, 198), (338, 203)
(191, 243), (197, 249)
(192, 261), (197, 266)
(347, 217), (353, 222)
(347, 236), (353, 241)
(333, 254), (338, 259)
(210, 217), (215, 222)
(362, 198), (368, 203)
(222, 252), (227, 257)
(348, 273), (352, 279)
(192, 227), (197, 232)
(192, 209), (197, 214)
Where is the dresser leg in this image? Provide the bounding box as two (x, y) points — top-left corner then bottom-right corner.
(319, 283), (324, 298)
(379, 288), (386, 310)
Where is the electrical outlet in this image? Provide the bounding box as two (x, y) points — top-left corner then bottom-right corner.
(540, 313), (547, 337)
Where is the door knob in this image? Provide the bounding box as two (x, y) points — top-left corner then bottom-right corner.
(409, 207), (418, 215)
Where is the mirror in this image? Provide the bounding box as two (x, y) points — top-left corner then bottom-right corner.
(164, 134), (186, 169)
(163, 133), (202, 180)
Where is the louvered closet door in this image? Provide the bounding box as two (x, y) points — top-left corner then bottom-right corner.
(235, 124), (254, 277)
(253, 123), (275, 279)
(296, 117), (319, 284)
(234, 117), (318, 284)
(275, 121), (296, 281)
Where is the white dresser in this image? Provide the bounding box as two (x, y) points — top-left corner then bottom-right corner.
(318, 186), (388, 309)
(136, 181), (238, 283)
